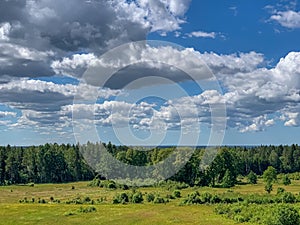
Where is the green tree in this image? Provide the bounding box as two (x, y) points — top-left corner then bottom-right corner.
(263, 166), (277, 184)
(0, 147), (6, 185)
(263, 166), (277, 194)
(247, 170), (258, 184)
(222, 169), (235, 188)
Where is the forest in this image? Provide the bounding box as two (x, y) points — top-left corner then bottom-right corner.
(1, 142), (300, 186)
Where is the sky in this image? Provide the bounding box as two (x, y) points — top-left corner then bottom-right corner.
(0, 0), (299, 146)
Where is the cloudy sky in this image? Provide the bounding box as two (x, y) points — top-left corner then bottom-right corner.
(0, 0), (299, 146)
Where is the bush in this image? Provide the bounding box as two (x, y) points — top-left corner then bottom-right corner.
(77, 206), (97, 213)
(281, 192), (296, 203)
(107, 182), (117, 189)
(210, 194), (222, 204)
(153, 196), (166, 204)
(282, 175), (291, 186)
(172, 190), (181, 198)
(159, 180), (189, 190)
(277, 187), (286, 195)
(112, 192), (129, 204)
(146, 193), (155, 202)
(131, 191), (143, 204)
(200, 192), (212, 203)
(265, 182), (273, 194)
(182, 191), (201, 204)
(267, 205), (300, 225)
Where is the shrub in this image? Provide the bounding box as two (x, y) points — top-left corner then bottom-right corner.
(146, 193), (155, 202)
(265, 182), (273, 194)
(83, 196), (92, 203)
(63, 211), (76, 216)
(210, 194), (222, 204)
(153, 196), (166, 204)
(77, 206), (97, 213)
(282, 175), (291, 186)
(277, 187), (286, 195)
(200, 192), (212, 203)
(38, 198), (47, 204)
(172, 190), (181, 198)
(107, 182), (117, 189)
(183, 191), (201, 204)
(281, 192), (296, 203)
(112, 192), (129, 204)
(266, 205), (300, 225)
(132, 191), (143, 204)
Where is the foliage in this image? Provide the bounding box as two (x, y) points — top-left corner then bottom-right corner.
(145, 192), (155, 202)
(263, 166), (277, 184)
(215, 203), (300, 225)
(282, 175), (291, 186)
(131, 191), (143, 203)
(265, 182), (273, 194)
(247, 171), (258, 184)
(267, 205), (300, 225)
(172, 190), (181, 198)
(1, 143), (300, 189)
(222, 169), (236, 188)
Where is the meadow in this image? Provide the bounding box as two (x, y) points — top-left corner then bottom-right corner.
(1, 179), (300, 225)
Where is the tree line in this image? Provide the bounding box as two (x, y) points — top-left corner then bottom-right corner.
(0, 143), (94, 185)
(0, 142), (300, 186)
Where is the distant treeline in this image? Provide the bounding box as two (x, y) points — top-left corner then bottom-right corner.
(0, 143), (300, 186)
(0, 143), (94, 185)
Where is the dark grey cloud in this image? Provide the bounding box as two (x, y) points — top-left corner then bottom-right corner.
(0, 0), (149, 79)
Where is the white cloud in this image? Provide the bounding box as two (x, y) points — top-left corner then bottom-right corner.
(188, 31), (216, 39)
(0, 111), (17, 118)
(270, 10), (300, 28)
(0, 22), (11, 41)
(0, 0), (192, 80)
(284, 112), (299, 127)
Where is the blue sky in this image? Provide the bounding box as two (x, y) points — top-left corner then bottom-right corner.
(0, 0), (299, 146)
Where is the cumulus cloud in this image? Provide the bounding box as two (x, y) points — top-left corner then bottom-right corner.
(0, 0), (191, 80)
(51, 44), (265, 89)
(270, 10), (300, 28)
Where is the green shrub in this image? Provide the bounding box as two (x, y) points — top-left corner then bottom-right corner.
(107, 182), (117, 189)
(131, 191), (143, 204)
(172, 190), (181, 198)
(77, 206), (97, 213)
(282, 175), (291, 186)
(146, 193), (155, 202)
(200, 192), (212, 203)
(277, 187), (286, 195)
(281, 192), (296, 203)
(153, 196), (166, 204)
(266, 205), (300, 225)
(210, 194), (222, 204)
(265, 182), (273, 194)
(112, 192), (129, 204)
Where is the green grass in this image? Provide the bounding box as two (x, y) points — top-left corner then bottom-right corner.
(1, 179), (299, 225)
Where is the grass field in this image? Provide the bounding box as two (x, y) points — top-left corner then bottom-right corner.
(1, 180), (300, 225)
